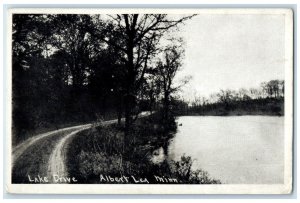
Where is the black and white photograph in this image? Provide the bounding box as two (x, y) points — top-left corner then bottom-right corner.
(6, 8), (293, 194)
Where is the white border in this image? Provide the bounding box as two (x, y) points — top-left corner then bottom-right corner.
(5, 8), (294, 194)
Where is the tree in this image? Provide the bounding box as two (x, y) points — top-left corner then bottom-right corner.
(142, 70), (161, 114)
(93, 14), (196, 135)
(279, 80), (284, 97)
(216, 90), (235, 109)
(12, 14), (60, 140)
(237, 88), (249, 101)
(249, 88), (258, 99)
(157, 44), (189, 122)
(50, 15), (96, 91)
(261, 80), (283, 98)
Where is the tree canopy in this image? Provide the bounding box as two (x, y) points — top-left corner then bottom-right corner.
(12, 14), (194, 144)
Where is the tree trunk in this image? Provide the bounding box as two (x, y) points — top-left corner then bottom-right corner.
(117, 94), (123, 126)
(163, 92), (169, 121)
(123, 15), (139, 158)
(123, 43), (135, 157)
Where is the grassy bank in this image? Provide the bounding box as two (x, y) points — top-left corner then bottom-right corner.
(66, 114), (221, 184)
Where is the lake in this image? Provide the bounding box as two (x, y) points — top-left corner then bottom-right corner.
(152, 116), (284, 184)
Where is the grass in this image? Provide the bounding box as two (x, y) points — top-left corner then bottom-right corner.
(66, 115), (221, 184)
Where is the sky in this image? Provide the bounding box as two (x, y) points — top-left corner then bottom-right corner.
(174, 13), (286, 100)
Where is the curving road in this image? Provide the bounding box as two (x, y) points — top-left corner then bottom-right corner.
(12, 123), (93, 183)
(12, 112), (150, 183)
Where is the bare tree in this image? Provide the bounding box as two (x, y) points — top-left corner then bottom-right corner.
(157, 44), (190, 122)
(237, 88), (249, 101)
(261, 80), (283, 98)
(216, 90), (235, 109)
(93, 14), (196, 136)
(279, 80), (284, 97)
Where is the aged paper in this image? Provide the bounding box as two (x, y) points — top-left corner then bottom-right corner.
(6, 8), (293, 194)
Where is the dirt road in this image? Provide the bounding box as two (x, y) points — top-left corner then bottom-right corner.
(12, 112), (150, 183)
(12, 124), (91, 168)
(12, 123), (93, 183)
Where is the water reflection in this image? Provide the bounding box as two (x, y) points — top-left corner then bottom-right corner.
(148, 132), (173, 165)
(150, 147), (165, 164)
(158, 116), (284, 184)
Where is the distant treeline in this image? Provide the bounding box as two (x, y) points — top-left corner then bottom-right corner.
(173, 80), (284, 116)
(175, 97), (284, 116)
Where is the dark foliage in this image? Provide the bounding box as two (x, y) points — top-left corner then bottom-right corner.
(12, 14), (192, 146)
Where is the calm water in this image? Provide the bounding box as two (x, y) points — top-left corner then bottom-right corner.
(152, 116), (284, 184)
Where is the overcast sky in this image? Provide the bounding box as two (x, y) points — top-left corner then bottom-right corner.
(174, 14), (285, 100)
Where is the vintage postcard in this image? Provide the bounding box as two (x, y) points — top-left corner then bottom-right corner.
(5, 8), (293, 194)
